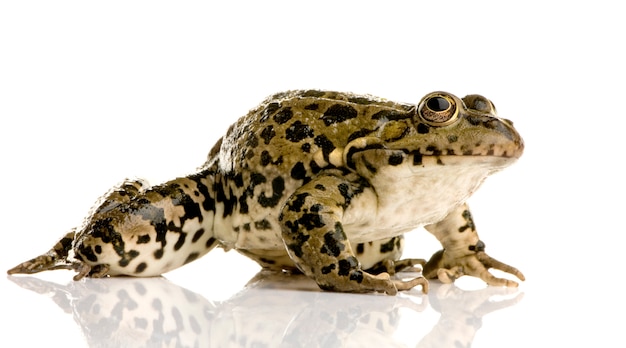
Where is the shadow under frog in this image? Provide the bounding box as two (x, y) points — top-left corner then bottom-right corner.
(8, 272), (522, 347)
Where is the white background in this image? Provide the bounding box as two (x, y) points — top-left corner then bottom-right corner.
(1, 1), (624, 347)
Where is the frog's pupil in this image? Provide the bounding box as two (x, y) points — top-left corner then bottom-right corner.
(427, 97), (449, 112)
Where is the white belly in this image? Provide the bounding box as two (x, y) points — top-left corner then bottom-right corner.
(342, 156), (509, 243)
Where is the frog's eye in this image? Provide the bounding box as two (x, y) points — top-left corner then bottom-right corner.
(417, 93), (459, 126)
(462, 94), (497, 115)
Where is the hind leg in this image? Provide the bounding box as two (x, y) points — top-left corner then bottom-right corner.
(279, 174), (428, 295)
(7, 229), (83, 275)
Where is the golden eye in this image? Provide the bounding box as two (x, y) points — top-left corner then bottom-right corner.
(417, 92), (458, 126)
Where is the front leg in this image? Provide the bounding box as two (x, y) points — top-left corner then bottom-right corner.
(423, 203), (525, 287)
(279, 174), (428, 295)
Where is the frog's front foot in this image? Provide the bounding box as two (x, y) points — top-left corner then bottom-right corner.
(422, 248), (525, 287)
(348, 272), (429, 295)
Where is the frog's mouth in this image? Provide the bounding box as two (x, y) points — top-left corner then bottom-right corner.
(344, 143), (522, 174)
(410, 154), (519, 171)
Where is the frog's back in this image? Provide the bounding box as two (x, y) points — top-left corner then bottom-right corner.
(217, 90), (415, 175)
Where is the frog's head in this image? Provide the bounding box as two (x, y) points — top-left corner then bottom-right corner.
(344, 91), (523, 179)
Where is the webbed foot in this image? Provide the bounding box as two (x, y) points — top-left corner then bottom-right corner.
(423, 249), (525, 287)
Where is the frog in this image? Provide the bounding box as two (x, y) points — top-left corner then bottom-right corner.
(8, 90), (525, 295)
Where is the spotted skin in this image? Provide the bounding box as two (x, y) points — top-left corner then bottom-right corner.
(8, 90), (525, 294)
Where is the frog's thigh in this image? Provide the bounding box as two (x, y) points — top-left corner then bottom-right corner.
(279, 175), (398, 294)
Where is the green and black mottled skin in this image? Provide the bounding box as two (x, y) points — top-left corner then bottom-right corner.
(8, 90), (525, 294)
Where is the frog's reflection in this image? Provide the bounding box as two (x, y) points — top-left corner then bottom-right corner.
(9, 272), (522, 347)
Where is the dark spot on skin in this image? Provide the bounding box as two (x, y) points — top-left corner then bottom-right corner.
(458, 210), (476, 232)
(412, 150), (423, 166)
(286, 121), (314, 142)
(379, 237), (396, 253)
(250, 172), (267, 186)
(469, 240), (486, 252)
(349, 270), (364, 283)
(214, 182), (237, 217)
(192, 228), (205, 243)
(448, 134), (458, 143)
(260, 102), (281, 123)
(260, 125), (276, 145)
(206, 237), (217, 249)
(245, 133), (259, 148)
(337, 183), (353, 206)
(301, 143), (311, 152)
(304, 103), (319, 110)
(417, 123), (429, 134)
(118, 250), (139, 267)
(154, 249), (164, 259)
(321, 104), (358, 126)
(356, 243), (364, 254)
(371, 109), (410, 121)
(238, 193), (249, 214)
(184, 252), (200, 265)
(80, 246), (98, 262)
(255, 219), (272, 230)
(258, 176), (285, 207)
(136, 234), (151, 244)
(338, 256), (358, 276)
(426, 145), (441, 156)
(321, 264), (336, 274)
(135, 262), (147, 273)
(243, 223), (251, 232)
(287, 192), (310, 213)
(260, 151), (272, 166)
(232, 173), (244, 188)
(388, 153), (404, 166)
(320, 223), (346, 257)
(174, 232), (187, 250)
(258, 151), (283, 166)
(273, 107), (293, 124)
(290, 162), (307, 181)
(309, 203), (323, 212)
(189, 174), (216, 213)
(314, 134), (336, 162)
(315, 184), (325, 191)
(286, 233), (310, 258)
(300, 212), (325, 231)
(94, 245), (102, 254)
